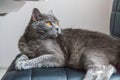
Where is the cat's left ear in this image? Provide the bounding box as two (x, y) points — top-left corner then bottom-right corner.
(31, 8), (42, 21)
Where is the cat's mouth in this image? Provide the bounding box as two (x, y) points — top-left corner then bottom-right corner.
(49, 32), (60, 39)
(38, 31), (61, 39)
(35, 28), (61, 39)
(54, 34), (60, 38)
(49, 29), (62, 39)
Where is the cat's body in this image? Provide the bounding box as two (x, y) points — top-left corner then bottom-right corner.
(58, 29), (120, 69)
(15, 8), (120, 80)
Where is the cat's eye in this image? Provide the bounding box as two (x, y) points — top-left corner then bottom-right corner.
(46, 21), (52, 27)
(56, 22), (59, 25)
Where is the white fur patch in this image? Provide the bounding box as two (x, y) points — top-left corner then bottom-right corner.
(83, 65), (116, 80)
(15, 54), (32, 70)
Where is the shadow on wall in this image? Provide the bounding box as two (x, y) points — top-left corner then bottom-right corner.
(0, 0), (46, 16)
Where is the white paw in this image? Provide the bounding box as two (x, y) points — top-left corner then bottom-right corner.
(15, 60), (32, 70)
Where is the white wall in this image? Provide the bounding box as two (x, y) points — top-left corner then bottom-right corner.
(0, 0), (113, 68)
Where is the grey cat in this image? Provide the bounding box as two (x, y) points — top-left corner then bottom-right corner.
(15, 8), (120, 80)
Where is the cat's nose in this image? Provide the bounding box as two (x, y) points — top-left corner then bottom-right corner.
(56, 28), (61, 34)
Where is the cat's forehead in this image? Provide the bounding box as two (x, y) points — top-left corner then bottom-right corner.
(42, 14), (59, 22)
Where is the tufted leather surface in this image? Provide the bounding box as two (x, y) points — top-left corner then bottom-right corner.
(1, 54), (120, 80)
(1, 67), (120, 80)
(110, 0), (120, 38)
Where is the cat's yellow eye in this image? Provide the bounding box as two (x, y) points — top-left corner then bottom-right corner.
(46, 21), (52, 27)
(56, 22), (59, 25)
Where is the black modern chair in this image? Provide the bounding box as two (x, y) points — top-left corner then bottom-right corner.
(2, 0), (120, 80)
(110, 0), (120, 39)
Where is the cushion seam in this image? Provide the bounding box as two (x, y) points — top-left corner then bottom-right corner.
(65, 68), (68, 80)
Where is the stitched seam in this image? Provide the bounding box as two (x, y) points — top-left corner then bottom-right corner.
(65, 68), (68, 80)
(30, 69), (32, 80)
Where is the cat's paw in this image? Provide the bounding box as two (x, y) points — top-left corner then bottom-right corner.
(15, 60), (32, 70)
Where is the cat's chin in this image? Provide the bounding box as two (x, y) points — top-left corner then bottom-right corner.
(50, 36), (58, 39)
(50, 34), (60, 39)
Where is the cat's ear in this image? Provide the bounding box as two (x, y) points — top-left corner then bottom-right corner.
(31, 8), (42, 22)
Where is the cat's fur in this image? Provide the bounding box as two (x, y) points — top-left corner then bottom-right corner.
(15, 8), (120, 80)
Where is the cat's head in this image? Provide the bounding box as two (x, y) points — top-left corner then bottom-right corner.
(30, 8), (61, 39)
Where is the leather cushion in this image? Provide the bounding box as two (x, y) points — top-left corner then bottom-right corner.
(2, 68), (120, 80)
(1, 54), (120, 80)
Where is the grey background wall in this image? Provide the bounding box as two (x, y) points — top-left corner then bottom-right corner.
(0, 0), (113, 68)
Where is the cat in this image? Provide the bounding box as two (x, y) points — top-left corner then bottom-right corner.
(15, 8), (120, 80)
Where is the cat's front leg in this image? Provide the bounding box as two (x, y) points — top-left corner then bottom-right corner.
(15, 54), (65, 70)
(28, 54), (65, 68)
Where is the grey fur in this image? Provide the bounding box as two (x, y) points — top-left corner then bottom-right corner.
(15, 8), (120, 80)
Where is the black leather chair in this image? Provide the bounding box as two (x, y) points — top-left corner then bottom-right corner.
(110, 0), (120, 38)
(2, 0), (120, 80)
